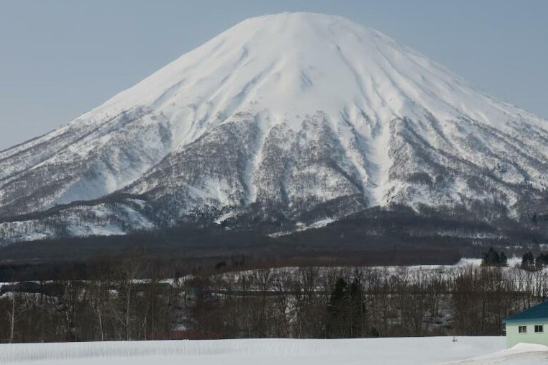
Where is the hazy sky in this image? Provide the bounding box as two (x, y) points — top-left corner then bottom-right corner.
(1, 0), (547, 150)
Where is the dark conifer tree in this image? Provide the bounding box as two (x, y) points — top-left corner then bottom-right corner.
(535, 253), (548, 270)
(481, 248), (500, 267)
(499, 252), (508, 267)
(327, 277), (348, 337)
(521, 251), (536, 271)
(348, 277), (368, 337)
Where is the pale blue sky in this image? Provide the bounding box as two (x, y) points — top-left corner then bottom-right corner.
(1, 0), (547, 150)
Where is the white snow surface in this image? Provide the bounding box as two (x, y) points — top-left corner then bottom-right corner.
(1, 337), (547, 365)
(92, 12), (544, 132)
(86, 12), (547, 202)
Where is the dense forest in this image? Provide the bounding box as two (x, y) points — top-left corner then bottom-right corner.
(2, 203), (547, 267)
(1, 250), (547, 343)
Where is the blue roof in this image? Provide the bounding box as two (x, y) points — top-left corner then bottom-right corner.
(504, 301), (548, 323)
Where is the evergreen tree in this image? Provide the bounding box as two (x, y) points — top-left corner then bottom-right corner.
(535, 253), (548, 270)
(521, 251), (536, 271)
(481, 248), (500, 267)
(482, 248), (509, 267)
(328, 278), (348, 316)
(327, 276), (368, 338)
(499, 252), (508, 267)
(327, 277), (348, 337)
(348, 277), (368, 337)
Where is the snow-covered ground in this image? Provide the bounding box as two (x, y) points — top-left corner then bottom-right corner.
(1, 337), (547, 365)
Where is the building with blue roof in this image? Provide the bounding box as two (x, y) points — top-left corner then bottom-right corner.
(503, 301), (548, 348)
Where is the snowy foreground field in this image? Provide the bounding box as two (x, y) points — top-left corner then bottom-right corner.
(1, 337), (547, 365)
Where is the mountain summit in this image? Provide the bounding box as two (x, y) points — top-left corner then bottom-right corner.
(1, 13), (547, 244)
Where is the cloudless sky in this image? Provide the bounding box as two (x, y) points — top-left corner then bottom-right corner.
(1, 0), (547, 150)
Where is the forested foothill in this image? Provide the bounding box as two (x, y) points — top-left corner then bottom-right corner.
(2, 204), (547, 271)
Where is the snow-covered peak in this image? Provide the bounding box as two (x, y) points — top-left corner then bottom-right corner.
(1, 13), (548, 245)
(83, 11), (545, 143)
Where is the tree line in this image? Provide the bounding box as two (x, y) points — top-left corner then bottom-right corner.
(482, 247), (548, 271)
(1, 253), (547, 343)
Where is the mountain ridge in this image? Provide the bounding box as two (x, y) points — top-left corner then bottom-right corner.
(1, 12), (547, 246)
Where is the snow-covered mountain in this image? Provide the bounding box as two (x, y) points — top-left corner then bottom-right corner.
(1, 12), (548, 245)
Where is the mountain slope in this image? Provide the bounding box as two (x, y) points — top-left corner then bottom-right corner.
(1, 12), (548, 245)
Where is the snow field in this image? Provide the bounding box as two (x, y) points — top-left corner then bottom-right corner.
(0, 336), (517, 365)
